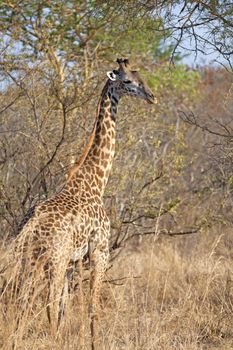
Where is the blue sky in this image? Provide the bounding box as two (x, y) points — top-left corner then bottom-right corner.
(179, 42), (223, 67)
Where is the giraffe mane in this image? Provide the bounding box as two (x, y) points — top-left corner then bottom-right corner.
(67, 80), (110, 182)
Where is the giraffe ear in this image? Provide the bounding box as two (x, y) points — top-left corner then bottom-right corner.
(107, 71), (117, 81)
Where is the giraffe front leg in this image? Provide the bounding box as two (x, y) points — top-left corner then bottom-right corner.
(47, 276), (66, 336)
(77, 258), (85, 348)
(89, 241), (109, 350)
(46, 262), (69, 336)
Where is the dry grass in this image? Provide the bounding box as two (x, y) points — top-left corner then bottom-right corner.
(1, 227), (233, 350)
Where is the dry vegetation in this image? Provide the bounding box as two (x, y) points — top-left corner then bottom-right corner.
(1, 226), (232, 349)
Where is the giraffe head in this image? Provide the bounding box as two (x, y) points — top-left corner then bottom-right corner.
(107, 58), (157, 104)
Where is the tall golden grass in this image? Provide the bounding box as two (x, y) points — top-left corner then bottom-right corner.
(1, 226), (232, 349)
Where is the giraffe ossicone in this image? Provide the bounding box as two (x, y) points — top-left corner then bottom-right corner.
(9, 58), (156, 349)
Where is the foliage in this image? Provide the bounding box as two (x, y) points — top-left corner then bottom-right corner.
(0, 1), (165, 64)
(1, 0), (232, 68)
(144, 63), (201, 100)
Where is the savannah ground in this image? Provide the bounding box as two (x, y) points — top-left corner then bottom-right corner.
(1, 226), (232, 349)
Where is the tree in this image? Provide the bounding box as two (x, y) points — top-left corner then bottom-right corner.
(156, 0), (233, 67)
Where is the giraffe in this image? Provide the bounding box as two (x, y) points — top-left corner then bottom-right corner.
(8, 58), (156, 348)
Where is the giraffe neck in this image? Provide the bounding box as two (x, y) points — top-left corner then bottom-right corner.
(67, 80), (120, 197)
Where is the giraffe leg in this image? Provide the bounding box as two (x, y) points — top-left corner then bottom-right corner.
(77, 259), (85, 348)
(89, 241), (109, 350)
(46, 267), (68, 336)
(58, 277), (69, 326)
